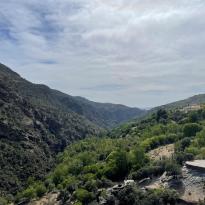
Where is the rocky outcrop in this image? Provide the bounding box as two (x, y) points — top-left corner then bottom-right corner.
(180, 165), (205, 203)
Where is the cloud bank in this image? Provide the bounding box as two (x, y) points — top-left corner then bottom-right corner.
(1, 0), (205, 107)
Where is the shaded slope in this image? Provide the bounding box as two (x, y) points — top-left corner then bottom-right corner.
(0, 63), (144, 196)
(0, 68), (100, 196)
(0, 63), (145, 129)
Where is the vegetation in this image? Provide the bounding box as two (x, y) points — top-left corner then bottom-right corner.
(3, 64), (205, 204)
(12, 106), (205, 204)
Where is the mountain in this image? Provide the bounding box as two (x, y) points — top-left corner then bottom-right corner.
(0, 63), (144, 196)
(154, 94), (205, 110)
(15, 101), (205, 205)
(0, 63), (145, 128)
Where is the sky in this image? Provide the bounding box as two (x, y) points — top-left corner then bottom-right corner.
(1, 0), (205, 108)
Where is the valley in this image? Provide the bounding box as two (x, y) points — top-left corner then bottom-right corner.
(1, 64), (205, 204)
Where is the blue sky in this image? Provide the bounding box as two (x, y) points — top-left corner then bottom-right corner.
(1, 0), (205, 108)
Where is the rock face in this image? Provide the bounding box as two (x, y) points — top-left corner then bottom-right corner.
(181, 165), (205, 203)
(143, 164), (205, 204)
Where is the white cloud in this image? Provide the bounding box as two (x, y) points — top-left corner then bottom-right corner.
(0, 0), (205, 107)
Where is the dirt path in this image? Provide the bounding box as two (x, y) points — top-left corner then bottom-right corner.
(148, 144), (175, 161)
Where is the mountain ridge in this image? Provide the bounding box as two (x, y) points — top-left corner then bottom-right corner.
(0, 63), (145, 196)
(0, 63), (145, 128)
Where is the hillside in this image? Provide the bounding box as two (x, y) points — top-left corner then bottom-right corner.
(0, 67), (100, 196)
(2, 63), (205, 204)
(13, 105), (205, 205)
(0, 63), (145, 129)
(155, 94), (205, 110)
(0, 63), (144, 197)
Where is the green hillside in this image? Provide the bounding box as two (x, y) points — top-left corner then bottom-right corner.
(0, 63), (144, 198)
(11, 107), (205, 205)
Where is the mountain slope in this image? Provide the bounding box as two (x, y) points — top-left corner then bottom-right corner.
(155, 94), (205, 110)
(0, 63), (145, 129)
(0, 66), (100, 196)
(0, 63), (144, 196)
(17, 104), (205, 205)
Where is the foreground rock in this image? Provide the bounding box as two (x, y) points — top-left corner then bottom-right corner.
(181, 164), (205, 203)
(143, 161), (205, 204)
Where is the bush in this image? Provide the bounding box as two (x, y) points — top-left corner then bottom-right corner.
(156, 109), (168, 123)
(105, 150), (129, 180)
(154, 159), (181, 176)
(130, 165), (163, 180)
(0, 197), (8, 205)
(141, 134), (178, 151)
(35, 183), (46, 197)
(129, 146), (146, 170)
(175, 152), (194, 165)
(175, 137), (191, 152)
(183, 123), (202, 137)
(20, 187), (36, 200)
(74, 188), (94, 204)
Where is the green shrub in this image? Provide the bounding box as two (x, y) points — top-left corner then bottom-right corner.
(183, 123), (202, 137)
(105, 150), (128, 180)
(129, 146), (146, 170)
(175, 152), (194, 165)
(0, 197), (8, 205)
(20, 187), (36, 199)
(35, 183), (46, 197)
(130, 165), (163, 180)
(74, 188), (94, 204)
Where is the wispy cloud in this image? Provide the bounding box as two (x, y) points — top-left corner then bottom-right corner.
(0, 0), (205, 107)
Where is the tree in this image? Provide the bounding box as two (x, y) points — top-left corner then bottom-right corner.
(74, 188), (94, 204)
(105, 150), (128, 180)
(156, 109), (168, 123)
(129, 146), (146, 170)
(183, 123), (202, 137)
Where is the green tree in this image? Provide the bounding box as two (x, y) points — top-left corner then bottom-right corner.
(129, 146), (146, 170)
(183, 123), (202, 137)
(105, 149), (128, 180)
(74, 188), (94, 204)
(156, 109), (168, 123)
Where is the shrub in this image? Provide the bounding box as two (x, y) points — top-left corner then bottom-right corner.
(130, 165), (163, 180)
(35, 183), (46, 197)
(105, 150), (129, 180)
(0, 197), (8, 205)
(129, 146), (146, 170)
(175, 137), (191, 152)
(74, 188), (94, 204)
(175, 152), (194, 165)
(183, 123), (202, 137)
(20, 187), (36, 199)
